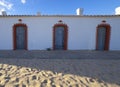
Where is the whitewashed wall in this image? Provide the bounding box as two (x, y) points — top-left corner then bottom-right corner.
(0, 16), (120, 50)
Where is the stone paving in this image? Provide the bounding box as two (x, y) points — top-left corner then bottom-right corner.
(0, 50), (120, 59)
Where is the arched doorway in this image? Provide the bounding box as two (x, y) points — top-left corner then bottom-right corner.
(13, 24), (28, 50)
(96, 20), (111, 51)
(53, 20), (68, 50)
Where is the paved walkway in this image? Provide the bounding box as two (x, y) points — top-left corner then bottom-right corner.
(0, 50), (120, 59)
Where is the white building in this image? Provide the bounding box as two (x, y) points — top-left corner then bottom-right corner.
(0, 13), (120, 51)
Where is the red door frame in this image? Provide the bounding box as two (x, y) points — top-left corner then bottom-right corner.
(53, 23), (68, 50)
(96, 21), (111, 50)
(13, 23), (28, 50)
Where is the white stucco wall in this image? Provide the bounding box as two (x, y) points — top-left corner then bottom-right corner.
(0, 15), (120, 50)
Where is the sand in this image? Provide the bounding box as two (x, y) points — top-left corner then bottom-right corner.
(0, 58), (120, 87)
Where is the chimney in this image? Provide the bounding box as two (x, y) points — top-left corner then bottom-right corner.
(115, 7), (120, 15)
(2, 11), (7, 16)
(37, 12), (41, 16)
(76, 8), (83, 15)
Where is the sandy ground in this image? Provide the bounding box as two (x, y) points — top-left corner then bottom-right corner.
(0, 58), (120, 87)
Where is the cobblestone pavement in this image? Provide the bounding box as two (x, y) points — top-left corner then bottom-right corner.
(0, 50), (120, 59)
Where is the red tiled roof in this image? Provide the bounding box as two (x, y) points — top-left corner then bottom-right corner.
(0, 15), (120, 17)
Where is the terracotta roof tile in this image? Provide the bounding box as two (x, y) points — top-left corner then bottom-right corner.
(0, 15), (120, 17)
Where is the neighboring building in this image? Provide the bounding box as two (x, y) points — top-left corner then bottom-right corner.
(0, 13), (120, 51)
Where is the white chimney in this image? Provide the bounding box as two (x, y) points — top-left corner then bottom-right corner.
(37, 12), (41, 16)
(115, 7), (120, 15)
(2, 11), (7, 16)
(76, 8), (83, 15)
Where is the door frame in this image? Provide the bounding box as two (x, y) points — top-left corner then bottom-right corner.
(53, 23), (68, 50)
(96, 21), (111, 51)
(13, 23), (28, 50)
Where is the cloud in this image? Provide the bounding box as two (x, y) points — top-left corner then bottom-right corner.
(115, 7), (120, 15)
(0, 0), (13, 10)
(21, 0), (26, 4)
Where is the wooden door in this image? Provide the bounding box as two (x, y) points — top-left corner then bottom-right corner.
(16, 26), (26, 49)
(55, 27), (64, 50)
(97, 27), (106, 50)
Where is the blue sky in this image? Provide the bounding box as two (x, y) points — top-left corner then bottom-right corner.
(0, 0), (120, 15)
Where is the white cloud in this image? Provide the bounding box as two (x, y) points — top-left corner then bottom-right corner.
(21, 0), (26, 4)
(115, 7), (120, 15)
(0, 0), (13, 10)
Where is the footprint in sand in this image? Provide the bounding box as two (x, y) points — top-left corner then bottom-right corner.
(15, 78), (19, 82)
(32, 75), (37, 80)
(89, 78), (95, 83)
(0, 73), (2, 76)
(41, 79), (48, 87)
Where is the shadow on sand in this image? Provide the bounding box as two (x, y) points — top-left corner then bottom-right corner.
(0, 50), (120, 86)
